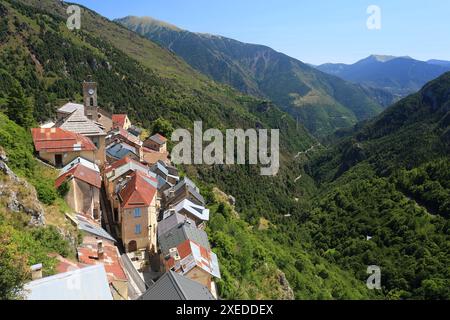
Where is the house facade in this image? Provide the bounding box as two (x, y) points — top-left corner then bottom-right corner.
(118, 171), (158, 253)
(144, 133), (167, 153)
(112, 114), (131, 130)
(55, 159), (102, 220)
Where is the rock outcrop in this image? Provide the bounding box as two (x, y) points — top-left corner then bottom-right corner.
(277, 270), (295, 300)
(0, 147), (45, 226)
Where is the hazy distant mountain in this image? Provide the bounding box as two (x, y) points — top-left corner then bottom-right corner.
(116, 16), (383, 136)
(427, 59), (450, 68)
(317, 55), (450, 97)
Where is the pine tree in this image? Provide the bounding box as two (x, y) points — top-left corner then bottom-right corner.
(6, 84), (34, 128)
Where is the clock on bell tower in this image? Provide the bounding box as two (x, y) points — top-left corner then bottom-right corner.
(82, 79), (99, 121)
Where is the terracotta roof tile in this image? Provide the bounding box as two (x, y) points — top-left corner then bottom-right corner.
(77, 237), (127, 283)
(112, 114), (128, 128)
(119, 171), (157, 209)
(55, 163), (102, 188)
(31, 128), (97, 153)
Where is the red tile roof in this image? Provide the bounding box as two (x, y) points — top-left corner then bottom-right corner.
(47, 253), (88, 274)
(31, 128), (96, 153)
(148, 133), (167, 145)
(77, 236), (127, 283)
(112, 114), (128, 128)
(55, 164), (102, 189)
(165, 240), (213, 274)
(119, 171), (157, 209)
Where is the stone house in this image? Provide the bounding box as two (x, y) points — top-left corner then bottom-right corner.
(55, 158), (102, 220)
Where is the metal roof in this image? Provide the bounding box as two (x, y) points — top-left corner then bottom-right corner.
(152, 161), (169, 176)
(24, 264), (113, 300)
(60, 157), (99, 174)
(105, 157), (156, 182)
(163, 199), (210, 222)
(31, 128), (97, 153)
(138, 271), (215, 300)
(106, 142), (138, 160)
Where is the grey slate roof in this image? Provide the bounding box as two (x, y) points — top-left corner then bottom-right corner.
(58, 102), (84, 114)
(57, 109), (105, 136)
(138, 271), (215, 300)
(158, 221), (210, 255)
(158, 212), (195, 238)
(164, 178), (205, 206)
(76, 215), (116, 242)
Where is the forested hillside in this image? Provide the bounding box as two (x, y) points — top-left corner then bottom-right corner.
(303, 73), (450, 299)
(0, 0), (448, 300)
(0, 0), (368, 300)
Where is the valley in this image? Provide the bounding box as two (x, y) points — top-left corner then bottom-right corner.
(0, 0), (448, 301)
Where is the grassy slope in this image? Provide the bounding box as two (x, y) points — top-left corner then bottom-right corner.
(0, 113), (76, 291)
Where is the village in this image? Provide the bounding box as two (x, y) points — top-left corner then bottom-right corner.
(24, 79), (220, 300)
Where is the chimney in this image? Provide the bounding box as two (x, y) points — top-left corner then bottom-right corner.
(31, 264), (43, 280)
(97, 240), (104, 260)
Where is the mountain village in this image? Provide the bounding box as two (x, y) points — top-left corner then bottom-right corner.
(24, 79), (220, 300)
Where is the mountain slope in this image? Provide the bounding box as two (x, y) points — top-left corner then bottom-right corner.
(317, 55), (450, 98)
(116, 16), (383, 136)
(302, 72), (450, 299)
(427, 59), (450, 68)
(0, 0), (380, 300)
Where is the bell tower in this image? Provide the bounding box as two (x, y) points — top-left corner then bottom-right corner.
(83, 78), (99, 121)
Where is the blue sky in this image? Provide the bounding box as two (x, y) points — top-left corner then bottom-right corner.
(70, 0), (450, 65)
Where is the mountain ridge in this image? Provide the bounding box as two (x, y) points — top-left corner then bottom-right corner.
(116, 15), (384, 136)
(317, 55), (450, 98)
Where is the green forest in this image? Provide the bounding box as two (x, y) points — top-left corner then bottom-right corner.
(0, 0), (448, 300)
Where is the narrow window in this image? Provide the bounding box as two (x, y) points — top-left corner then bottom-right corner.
(135, 224), (142, 234)
(134, 208), (141, 218)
